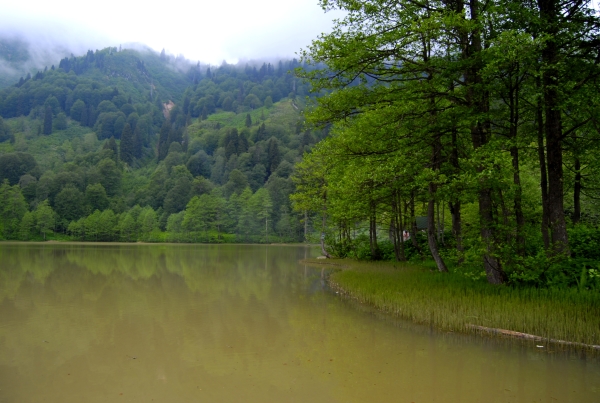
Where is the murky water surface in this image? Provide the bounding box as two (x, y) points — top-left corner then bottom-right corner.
(0, 243), (598, 403)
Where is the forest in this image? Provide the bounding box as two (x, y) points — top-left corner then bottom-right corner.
(0, 44), (325, 244)
(2, 0), (600, 291)
(292, 0), (600, 287)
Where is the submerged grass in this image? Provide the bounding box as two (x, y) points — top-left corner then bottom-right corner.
(321, 259), (600, 347)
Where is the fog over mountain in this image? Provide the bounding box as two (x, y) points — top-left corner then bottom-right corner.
(0, 0), (344, 77)
(0, 18), (116, 88)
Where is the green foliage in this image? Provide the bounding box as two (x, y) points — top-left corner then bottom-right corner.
(0, 47), (316, 244)
(119, 123), (134, 165)
(0, 180), (28, 239)
(504, 226), (600, 289)
(34, 200), (55, 240)
(568, 225), (600, 260)
(0, 117), (13, 143)
(53, 113), (67, 131)
(292, 0), (600, 285)
(43, 106), (52, 135)
(0, 152), (38, 185)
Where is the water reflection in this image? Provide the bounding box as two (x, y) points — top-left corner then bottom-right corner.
(0, 243), (599, 403)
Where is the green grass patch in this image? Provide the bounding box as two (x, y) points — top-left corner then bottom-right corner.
(205, 107), (270, 128)
(325, 259), (600, 346)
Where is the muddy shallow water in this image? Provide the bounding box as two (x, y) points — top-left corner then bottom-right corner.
(0, 243), (598, 402)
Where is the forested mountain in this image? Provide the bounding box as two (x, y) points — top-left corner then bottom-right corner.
(0, 45), (324, 243)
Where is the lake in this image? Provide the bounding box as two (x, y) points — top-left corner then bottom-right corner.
(0, 243), (598, 402)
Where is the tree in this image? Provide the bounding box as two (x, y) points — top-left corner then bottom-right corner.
(54, 184), (85, 228)
(97, 209), (117, 241)
(224, 169), (249, 198)
(294, 0), (600, 282)
(163, 173), (192, 215)
(138, 207), (158, 240)
(133, 124), (143, 159)
(266, 139), (281, 176)
(84, 210), (102, 241)
(85, 183), (109, 213)
(120, 123), (134, 165)
(118, 212), (137, 241)
(103, 137), (119, 161)
(0, 181), (28, 239)
(43, 106), (53, 135)
(35, 200), (55, 240)
(70, 99), (86, 122)
(95, 158), (121, 196)
(0, 116), (14, 143)
(236, 187), (254, 241)
(166, 211), (185, 241)
(158, 120), (171, 161)
(53, 112), (67, 131)
(264, 96), (273, 108)
(183, 195), (211, 241)
(0, 152), (38, 185)
(19, 210), (36, 241)
(208, 189), (227, 241)
(186, 151), (211, 178)
(249, 188), (273, 242)
(291, 147), (334, 257)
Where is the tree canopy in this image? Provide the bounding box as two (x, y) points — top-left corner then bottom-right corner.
(293, 0), (600, 284)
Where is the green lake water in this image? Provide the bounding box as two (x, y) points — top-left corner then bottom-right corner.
(0, 243), (598, 402)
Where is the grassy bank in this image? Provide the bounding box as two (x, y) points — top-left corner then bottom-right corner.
(319, 259), (600, 347)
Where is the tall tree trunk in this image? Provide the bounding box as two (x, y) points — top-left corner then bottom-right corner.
(538, 0), (570, 255)
(508, 68), (525, 256)
(449, 125), (464, 263)
(428, 134), (448, 273)
(320, 199), (331, 258)
(304, 210), (308, 242)
(573, 156), (581, 224)
(369, 200), (378, 259)
(391, 191), (406, 261)
(536, 92), (550, 248)
(409, 191), (425, 259)
(449, 201), (463, 263)
(511, 145), (526, 255)
(428, 183), (448, 272)
(465, 0), (505, 284)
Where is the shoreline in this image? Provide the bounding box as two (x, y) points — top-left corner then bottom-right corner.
(305, 258), (600, 351)
(0, 240), (318, 247)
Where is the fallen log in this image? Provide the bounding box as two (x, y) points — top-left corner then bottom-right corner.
(466, 324), (600, 350)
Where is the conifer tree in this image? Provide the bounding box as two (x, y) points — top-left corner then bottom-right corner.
(255, 123), (266, 142)
(120, 123), (134, 166)
(103, 136), (119, 161)
(157, 120), (171, 161)
(43, 106), (52, 135)
(237, 132), (249, 154)
(133, 125), (143, 159)
(267, 139), (281, 176)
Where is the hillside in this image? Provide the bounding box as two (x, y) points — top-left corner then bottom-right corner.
(0, 45), (323, 243)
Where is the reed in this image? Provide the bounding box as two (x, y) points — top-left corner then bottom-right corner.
(324, 260), (600, 347)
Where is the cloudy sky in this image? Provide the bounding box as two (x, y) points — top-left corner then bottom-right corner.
(0, 0), (345, 64)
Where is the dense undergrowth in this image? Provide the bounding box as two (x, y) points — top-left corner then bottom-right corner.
(325, 224), (600, 290)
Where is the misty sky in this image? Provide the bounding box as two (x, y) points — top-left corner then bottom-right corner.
(0, 0), (345, 64)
